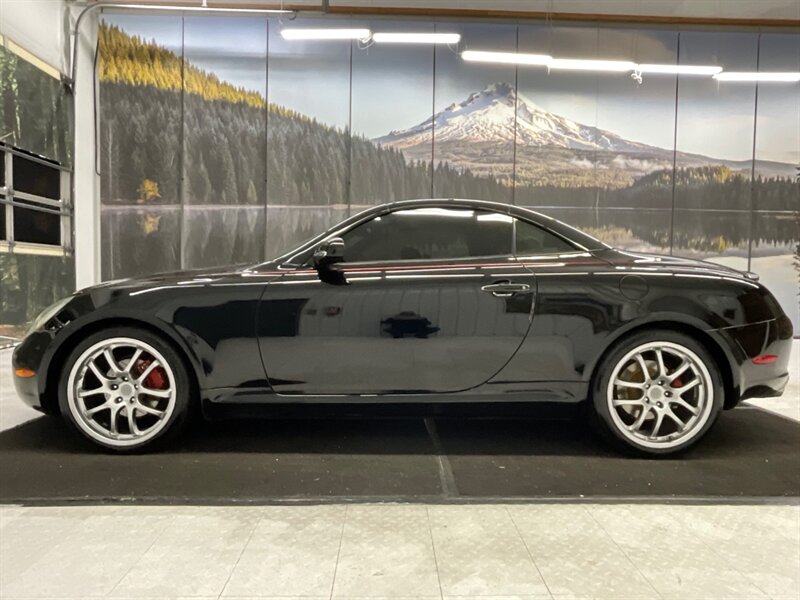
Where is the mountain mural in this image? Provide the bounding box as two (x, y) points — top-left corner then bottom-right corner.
(91, 20), (798, 332)
(375, 82), (796, 188)
(97, 23), (799, 260)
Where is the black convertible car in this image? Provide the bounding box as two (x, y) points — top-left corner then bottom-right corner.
(12, 199), (793, 454)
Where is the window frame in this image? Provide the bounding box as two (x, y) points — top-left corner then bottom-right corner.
(0, 143), (72, 257)
(512, 216), (580, 257)
(334, 207), (517, 267)
(274, 203), (588, 271)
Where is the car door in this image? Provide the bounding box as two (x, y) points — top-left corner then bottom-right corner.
(512, 217), (617, 382)
(257, 206), (536, 395)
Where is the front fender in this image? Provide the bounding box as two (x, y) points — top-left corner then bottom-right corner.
(33, 307), (209, 403)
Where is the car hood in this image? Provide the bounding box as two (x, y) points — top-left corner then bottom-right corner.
(595, 248), (757, 280)
(79, 263), (276, 294)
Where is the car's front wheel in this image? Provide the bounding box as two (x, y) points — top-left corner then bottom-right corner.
(590, 330), (723, 456)
(58, 327), (190, 451)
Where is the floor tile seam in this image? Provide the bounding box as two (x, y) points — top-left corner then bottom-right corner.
(106, 513), (177, 597)
(425, 506), (445, 600)
(582, 505), (664, 599)
(685, 517), (777, 599)
(327, 504), (348, 600)
(505, 505), (554, 600)
(6, 497), (799, 508)
(216, 514), (262, 600)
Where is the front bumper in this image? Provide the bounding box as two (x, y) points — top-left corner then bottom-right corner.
(12, 369), (42, 410)
(11, 330), (54, 412)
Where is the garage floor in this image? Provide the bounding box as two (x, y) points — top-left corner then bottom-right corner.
(1, 340), (799, 503)
(0, 407), (799, 503)
(1, 344), (799, 599)
(2, 502), (798, 599)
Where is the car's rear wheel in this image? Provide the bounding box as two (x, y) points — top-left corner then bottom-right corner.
(590, 330), (723, 456)
(58, 327), (190, 452)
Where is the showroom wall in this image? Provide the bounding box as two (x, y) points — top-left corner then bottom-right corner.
(97, 15), (799, 329)
(0, 41), (74, 336)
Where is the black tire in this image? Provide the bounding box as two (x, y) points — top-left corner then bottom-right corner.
(58, 326), (192, 452)
(589, 329), (724, 457)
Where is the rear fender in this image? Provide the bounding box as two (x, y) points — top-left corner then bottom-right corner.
(584, 312), (743, 408)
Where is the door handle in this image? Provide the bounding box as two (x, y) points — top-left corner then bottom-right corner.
(481, 282), (531, 298)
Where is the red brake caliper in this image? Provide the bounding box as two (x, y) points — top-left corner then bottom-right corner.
(132, 359), (168, 390)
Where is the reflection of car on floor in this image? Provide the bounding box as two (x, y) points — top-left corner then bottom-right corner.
(11, 199), (793, 455)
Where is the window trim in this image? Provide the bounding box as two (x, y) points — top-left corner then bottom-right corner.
(0, 143), (72, 257)
(332, 253), (519, 270)
(512, 216), (580, 256)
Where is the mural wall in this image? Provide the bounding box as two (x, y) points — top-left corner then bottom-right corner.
(0, 45), (74, 337)
(98, 16), (800, 330)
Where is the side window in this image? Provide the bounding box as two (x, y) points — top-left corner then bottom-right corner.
(515, 219), (576, 255)
(341, 208), (513, 263)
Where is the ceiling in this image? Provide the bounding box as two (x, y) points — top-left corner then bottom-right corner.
(91, 0), (800, 23)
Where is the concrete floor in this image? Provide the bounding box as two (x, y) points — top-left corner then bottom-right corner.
(1, 342), (798, 599)
(1, 503), (799, 599)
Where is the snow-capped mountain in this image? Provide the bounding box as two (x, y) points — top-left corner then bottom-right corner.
(372, 82), (794, 186)
(374, 82), (658, 154)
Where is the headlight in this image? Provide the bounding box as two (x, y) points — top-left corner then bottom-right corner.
(27, 296), (73, 334)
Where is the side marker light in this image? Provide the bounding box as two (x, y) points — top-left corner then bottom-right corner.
(752, 355), (778, 365)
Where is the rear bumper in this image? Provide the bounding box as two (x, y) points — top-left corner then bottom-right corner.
(740, 372), (789, 400)
(716, 315), (793, 406)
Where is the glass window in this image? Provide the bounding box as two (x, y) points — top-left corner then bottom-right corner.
(341, 208), (513, 263)
(13, 205), (61, 245)
(515, 219), (576, 255)
(13, 155), (61, 199)
(1, 145), (69, 252)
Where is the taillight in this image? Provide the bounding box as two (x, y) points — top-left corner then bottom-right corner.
(752, 355), (778, 365)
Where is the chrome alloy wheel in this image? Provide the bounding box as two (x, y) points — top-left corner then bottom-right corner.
(606, 341), (714, 450)
(66, 337), (177, 448)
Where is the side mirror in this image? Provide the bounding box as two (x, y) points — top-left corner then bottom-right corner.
(312, 237), (345, 270)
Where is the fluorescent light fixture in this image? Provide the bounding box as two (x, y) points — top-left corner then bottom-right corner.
(461, 50), (551, 66)
(280, 28), (371, 41)
(548, 58), (636, 72)
(637, 64), (722, 75)
(102, 3), (293, 14)
(372, 32), (460, 44)
(713, 71), (800, 82)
